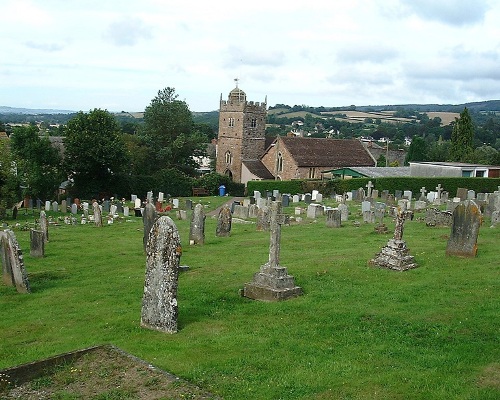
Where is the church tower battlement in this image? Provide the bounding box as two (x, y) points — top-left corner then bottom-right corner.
(216, 83), (267, 183)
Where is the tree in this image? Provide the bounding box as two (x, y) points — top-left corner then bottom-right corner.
(405, 136), (428, 164)
(449, 107), (474, 162)
(141, 87), (208, 175)
(0, 139), (19, 216)
(64, 109), (128, 197)
(9, 125), (63, 199)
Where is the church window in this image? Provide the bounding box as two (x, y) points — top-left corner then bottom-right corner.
(229, 117), (234, 127)
(277, 152), (283, 172)
(225, 151), (232, 165)
(251, 118), (257, 128)
(308, 167), (316, 179)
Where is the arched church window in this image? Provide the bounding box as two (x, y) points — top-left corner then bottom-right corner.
(225, 151), (232, 165)
(277, 152), (283, 172)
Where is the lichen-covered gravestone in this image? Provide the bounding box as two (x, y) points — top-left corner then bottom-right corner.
(142, 203), (158, 252)
(446, 200), (481, 257)
(256, 205), (271, 231)
(92, 201), (102, 227)
(189, 203), (206, 245)
(325, 208), (341, 228)
(1, 230), (14, 286)
(141, 216), (182, 334)
(216, 204), (232, 237)
(2, 230), (30, 293)
(39, 210), (49, 243)
(243, 201), (303, 301)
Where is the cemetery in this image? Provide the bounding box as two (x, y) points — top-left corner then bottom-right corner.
(1, 189), (499, 399)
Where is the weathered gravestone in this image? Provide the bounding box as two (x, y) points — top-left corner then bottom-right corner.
(425, 208), (453, 227)
(338, 203), (349, 222)
(1, 230), (30, 293)
(216, 204), (232, 237)
(123, 206), (129, 217)
(369, 210), (418, 271)
(456, 187), (468, 201)
(71, 203), (78, 215)
(248, 204), (258, 218)
(140, 216), (181, 334)
(45, 201), (51, 211)
(373, 202), (388, 234)
(307, 204), (323, 219)
(233, 204), (249, 219)
(256, 206), (271, 231)
(1, 231), (13, 286)
(30, 229), (45, 258)
(39, 211), (49, 243)
(52, 201), (58, 213)
(92, 201), (103, 227)
(325, 208), (341, 228)
(243, 201), (302, 301)
(189, 203), (206, 245)
(446, 200), (481, 257)
(61, 200), (67, 214)
(143, 203), (158, 252)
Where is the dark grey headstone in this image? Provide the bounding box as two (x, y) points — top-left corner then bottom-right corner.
(325, 209), (341, 228)
(30, 229), (45, 258)
(282, 194), (290, 207)
(141, 216), (181, 333)
(4, 230), (30, 293)
(446, 200), (481, 257)
(1, 231), (14, 286)
(102, 200), (110, 213)
(185, 199), (193, 210)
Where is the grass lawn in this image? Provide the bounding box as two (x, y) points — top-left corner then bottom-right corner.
(1, 197), (499, 399)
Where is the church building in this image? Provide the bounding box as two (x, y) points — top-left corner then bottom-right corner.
(216, 85), (377, 185)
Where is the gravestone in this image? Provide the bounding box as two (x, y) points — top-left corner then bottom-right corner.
(233, 204), (249, 219)
(456, 188), (468, 201)
(282, 194), (290, 207)
(414, 200), (427, 211)
(116, 203), (123, 214)
(147, 191), (153, 204)
(140, 216), (181, 334)
(425, 208), (453, 227)
(45, 201), (51, 211)
(123, 206), (130, 217)
(419, 187), (427, 201)
(338, 203), (349, 222)
(243, 198), (251, 207)
(373, 202), (388, 234)
(189, 203), (206, 245)
(110, 204), (118, 215)
(394, 190), (402, 200)
(176, 210), (187, 220)
(292, 194), (300, 203)
(381, 190), (389, 202)
(158, 192), (164, 202)
(315, 193), (323, 203)
(39, 211), (49, 243)
(1, 231), (13, 286)
(256, 206), (271, 231)
(92, 201), (103, 227)
(311, 190), (319, 201)
(254, 191), (261, 200)
(357, 188), (365, 201)
(248, 204), (258, 218)
(30, 229), (45, 258)
(70, 203), (77, 215)
(36, 199), (42, 211)
(257, 197), (266, 209)
(467, 190), (476, 200)
(243, 201), (302, 301)
(52, 201), (59, 213)
(366, 181), (374, 198)
(61, 200), (67, 214)
(446, 200), (481, 257)
(143, 203), (158, 252)
(3, 230), (31, 293)
(172, 198), (179, 209)
(82, 202), (89, 211)
(216, 204), (232, 237)
(371, 189), (379, 199)
(304, 194), (312, 204)
(485, 192), (500, 218)
(426, 192), (436, 203)
(131, 194), (137, 202)
(325, 208), (341, 228)
(102, 200), (110, 213)
(307, 204), (323, 219)
(369, 210), (418, 271)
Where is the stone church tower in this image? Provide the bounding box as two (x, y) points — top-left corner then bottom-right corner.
(216, 84), (267, 183)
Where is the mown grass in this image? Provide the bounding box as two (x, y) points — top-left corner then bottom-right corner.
(1, 197), (499, 399)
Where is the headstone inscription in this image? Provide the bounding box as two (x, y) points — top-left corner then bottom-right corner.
(216, 204), (232, 237)
(30, 229), (44, 258)
(143, 203), (158, 252)
(189, 203), (206, 245)
(369, 209), (418, 271)
(243, 201), (303, 301)
(445, 200), (481, 257)
(140, 216), (181, 333)
(3, 230), (31, 293)
(92, 201), (103, 227)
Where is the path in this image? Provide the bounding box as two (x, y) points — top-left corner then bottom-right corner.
(207, 196), (244, 217)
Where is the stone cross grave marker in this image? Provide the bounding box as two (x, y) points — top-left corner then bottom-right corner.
(216, 204), (232, 237)
(366, 181), (374, 198)
(446, 200), (481, 257)
(243, 201), (303, 301)
(189, 203), (206, 245)
(141, 216), (182, 334)
(435, 184), (443, 201)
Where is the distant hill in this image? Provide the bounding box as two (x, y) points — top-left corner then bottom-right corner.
(0, 106), (76, 114)
(354, 100), (500, 113)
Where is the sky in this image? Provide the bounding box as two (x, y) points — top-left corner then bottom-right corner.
(1, 0), (500, 112)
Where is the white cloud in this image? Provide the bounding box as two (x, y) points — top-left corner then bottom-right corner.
(104, 17), (153, 46)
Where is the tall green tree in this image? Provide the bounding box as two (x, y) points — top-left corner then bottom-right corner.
(449, 107), (474, 162)
(9, 125), (63, 199)
(64, 109), (128, 197)
(141, 87), (208, 175)
(0, 139), (19, 216)
(405, 136), (428, 164)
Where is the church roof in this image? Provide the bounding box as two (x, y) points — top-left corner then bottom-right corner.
(278, 137), (376, 167)
(242, 159), (275, 180)
(228, 87), (246, 102)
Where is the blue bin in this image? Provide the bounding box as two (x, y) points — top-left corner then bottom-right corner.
(218, 185), (226, 196)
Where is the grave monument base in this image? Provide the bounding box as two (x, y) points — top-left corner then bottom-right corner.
(369, 239), (418, 271)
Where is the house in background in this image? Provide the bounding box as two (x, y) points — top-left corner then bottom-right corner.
(409, 162), (500, 178)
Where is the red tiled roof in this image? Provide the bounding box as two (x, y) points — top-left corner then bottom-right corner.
(279, 137), (375, 167)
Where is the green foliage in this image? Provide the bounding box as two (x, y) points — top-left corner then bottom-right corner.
(0, 139), (19, 215)
(9, 125), (63, 199)
(450, 107), (475, 162)
(141, 87), (208, 175)
(247, 179), (303, 196)
(376, 154), (387, 167)
(405, 136), (428, 164)
(64, 109), (128, 198)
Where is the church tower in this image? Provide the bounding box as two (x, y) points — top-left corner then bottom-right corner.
(216, 82), (267, 183)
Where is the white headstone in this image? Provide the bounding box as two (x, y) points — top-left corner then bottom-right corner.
(361, 201), (371, 213)
(172, 198), (179, 209)
(427, 192), (436, 203)
(312, 190), (319, 201)
(158, 192), (164, 202)
(134, 198), (142, 209)
(82, 202), (89, 211)
(123, 206), (129, 217)
(316, 193), (323, 203)
(403, 190), (412, 200)
(45, 201), (51, 211)
(292, 195), (300, 203)
(131, 194), (137, 202)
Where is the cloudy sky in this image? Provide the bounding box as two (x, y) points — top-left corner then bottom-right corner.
(1, 0), (499, 112)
